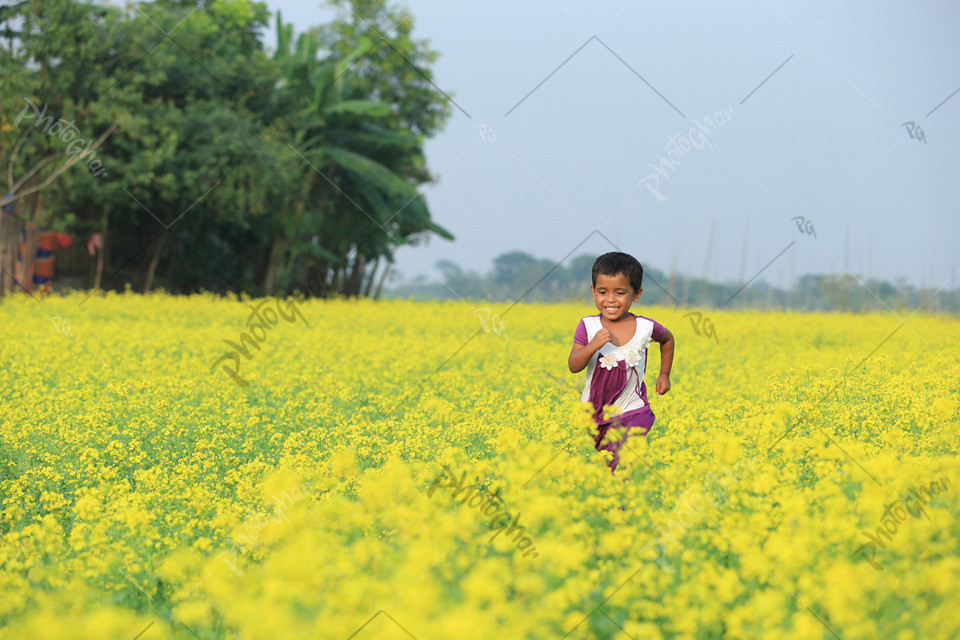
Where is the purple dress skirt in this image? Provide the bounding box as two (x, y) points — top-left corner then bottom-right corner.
(588, 359), (655, 473)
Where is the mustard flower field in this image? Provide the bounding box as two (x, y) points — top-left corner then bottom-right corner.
(1, 292), (958, 639)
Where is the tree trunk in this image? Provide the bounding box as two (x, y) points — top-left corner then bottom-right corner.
(347, 252), (365, 297)
(0, 212), (19, 299)
(363, 257), (379, 297)
(144, 231), (165, 293)
(267, 174), (317, 295)
(20, 221), (37, 294)
(330, 265), (341, 295)
(316, 260), (330, 297)
(373, 262), (391, 300)
(19, 194), (42, 293)
(263, 232), (286, 295)
(93, 209), (108, 290)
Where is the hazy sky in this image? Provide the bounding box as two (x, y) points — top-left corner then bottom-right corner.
(262, 0), (960, 292)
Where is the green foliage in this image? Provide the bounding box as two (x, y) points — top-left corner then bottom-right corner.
(389, 252), (960, 312)
(319, 0), (451, 137)
(264, 7), (452, 297)
(1, 0), (452, 297)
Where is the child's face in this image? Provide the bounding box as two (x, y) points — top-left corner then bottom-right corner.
(591, 271), (642, 321)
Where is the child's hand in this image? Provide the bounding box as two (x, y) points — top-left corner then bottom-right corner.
(655, 373), (671, 395)
(591, 328), (613, 348)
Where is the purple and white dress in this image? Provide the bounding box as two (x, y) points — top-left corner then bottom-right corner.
(573, 313), (668, 471)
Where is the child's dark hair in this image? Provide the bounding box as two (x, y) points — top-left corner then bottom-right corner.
(591, 252), (643, 292)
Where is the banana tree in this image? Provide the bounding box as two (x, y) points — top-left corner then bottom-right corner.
(264, 11), (451, 297)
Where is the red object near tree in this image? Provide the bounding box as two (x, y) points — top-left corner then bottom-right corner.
(15, 226), (72, 293)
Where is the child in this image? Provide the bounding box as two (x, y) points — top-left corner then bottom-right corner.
(568, 252), (675, 473)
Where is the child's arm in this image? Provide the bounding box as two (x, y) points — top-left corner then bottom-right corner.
(655, 328), (675, 395)
(568, 329), (612, 373)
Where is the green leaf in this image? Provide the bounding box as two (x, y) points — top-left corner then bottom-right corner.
(333, 37), (376, 77)
(289, 242), (340, 262)
(401, 196), (454, 240)
(275, 10), (293, 59)
(324, 146), (417, 198)
(353, 122), (419, 149)
(423, 219), (454, 241)
(322, 100), (391, 118)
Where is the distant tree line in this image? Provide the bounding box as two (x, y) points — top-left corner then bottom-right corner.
(1, 0), (452, 299)
(387, 251), (960, 313)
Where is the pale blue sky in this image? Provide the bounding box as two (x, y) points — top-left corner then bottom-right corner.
(263, 0), (960, 292)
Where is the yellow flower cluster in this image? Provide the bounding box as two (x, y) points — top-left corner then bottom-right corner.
(0, 291), (958, 639)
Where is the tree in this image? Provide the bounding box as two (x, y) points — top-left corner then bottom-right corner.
(318, 0), (450, 138)
(0, 0), (126, 296)
(492, 251), (537, 286)
(305, 0), (454, 297)
(1, 0), (454, 298)
(95, 0), (285, 293)
(269, 5), (453, 298)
